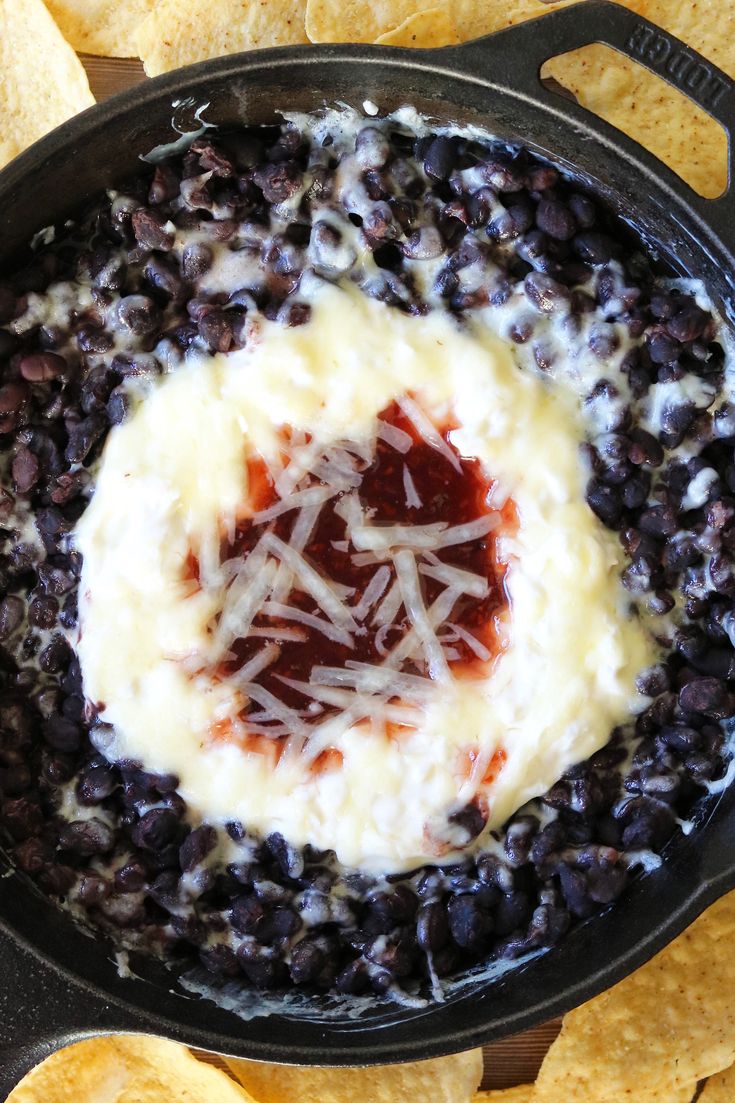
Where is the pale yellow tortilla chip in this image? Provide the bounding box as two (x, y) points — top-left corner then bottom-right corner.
(375, 8), (460, 47)
(450, 0), (575, 40)
(137, 0), (308, 78)
(43, 0), (156, 57)
(476, 1088), (533, 1103)
(7, 1035), (257, 1102)
(477, 1083), (694, 1102)
(225, 1048), (483, 1103)
(531, 891), (735, 1102)
(306, 0), (449, 44)
(541, 0), (734, 197)
(0, 0), (95, 170)
(699, 1060), (735, 1102)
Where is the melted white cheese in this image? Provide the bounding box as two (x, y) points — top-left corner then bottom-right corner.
(74, 281), (655, 872)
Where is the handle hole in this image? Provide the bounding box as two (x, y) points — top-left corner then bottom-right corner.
(540, 43), (728, 199)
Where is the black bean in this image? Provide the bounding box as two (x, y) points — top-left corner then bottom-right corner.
(639, 504), (678, 539)
(39, 634), (72, 674)
(12, 836), (54, 874)
(367, 932), (415, 978)
(504, 816), (537, 866)
(524, 271), (570, 314)
(366, 886), (418, 933)
(536, 199), (576, 241)
(131, 808), (183, 851)
(110, 859), (147, 894)
(0, 595), (24, 640)
(447, 894), (493, 952)
(586, 478), (622, 527)
(1, 796), (42, 840)
(144, 256), (184, 300)
(647, 328), (680, 365)
(526, 163), (558, 190)
(618, 797), (674, 849)
(12, 447), (39, 494)
(708, 555), (735, 594)
(179, 824), (217, 872)
(626, 429), (663, 467)
(486, 203), (531, 242)
(588, 326), (620, 360)
(479, 157), (524, 191)
(40, 713), (80, 752)
(679, 677), (731, 718)
(666, 303), (708, 343)
(76, 760), (117, 805)
(621, 470), (650, 510)
(132, 208), (175, 251)
(448, 801), (487, 841)
(423, 137), (457, 181)
(198, 309), (236, 353)
(116, 295), (161, 337)
(494, 890), (532, 936)
(237, 943), (284, 988)
(19, 352), (66, 382)
(568, 193), (596, 227)
(28, 594), (58, 629)
(476, 852), (515, 893)
(0, 381), (29, 417)
(288, 938), (327, 985)
(182, 242), (213, 280)
(147, 869), (180, 909)
(100, 893), (146, 927)
(572, 232), (613, 265)
(253, 161), (302, 203)
(636, 664), (670, 697)
(106, 387), (130, 425)
(261, 905), (302, 943)
(200, 944), (240, 977)
(230, 893), (265, 936)
(58, 817), (115, 856)
(416, 899), (449, 952)
(266, 831), (304, 879)
(557, 864), (595, 918)
(65, 413), (106, 464)
(147, 163), (180, 203)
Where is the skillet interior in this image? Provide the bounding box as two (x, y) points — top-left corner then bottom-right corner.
(1, 1), (735, 1090)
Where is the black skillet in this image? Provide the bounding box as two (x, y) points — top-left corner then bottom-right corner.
(2, 0), (735, 1095)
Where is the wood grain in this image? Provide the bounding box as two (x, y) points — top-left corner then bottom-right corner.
(192, 1020), (562, 1092)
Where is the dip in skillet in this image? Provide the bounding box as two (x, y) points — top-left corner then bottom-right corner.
(1, 107), (732, 1000)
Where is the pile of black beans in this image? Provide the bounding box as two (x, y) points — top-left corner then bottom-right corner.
(0, 114), (733, 1001)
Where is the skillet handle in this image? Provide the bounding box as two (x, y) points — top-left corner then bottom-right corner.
(0, 918), (138, 1099)
(452, 0), (735, 232)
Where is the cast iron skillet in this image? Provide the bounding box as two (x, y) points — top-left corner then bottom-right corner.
(2, 0), (735, 1094)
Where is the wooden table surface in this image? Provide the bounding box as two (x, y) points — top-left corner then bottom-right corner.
(78, 51), (560, 1092)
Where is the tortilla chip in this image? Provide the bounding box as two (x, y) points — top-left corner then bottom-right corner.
(306, 0), (448, 44)
(531, 891), (735, 1102)
(450, 0), (576, 40)
(475, 1088), (533, 1103)
(225, 1048), (484, 1103)
(477, 1085), (694, 1103)
(7, 1035), (256, 1102)
(0, 0), (95, 171)
(375, 8), (460, 47)
(542, 0), (734, 197)
(699, 1060), (735, 1102)
(43, 0), (156, 57)
(136, 0), (308, 77)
